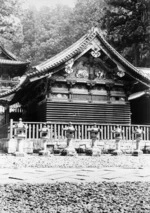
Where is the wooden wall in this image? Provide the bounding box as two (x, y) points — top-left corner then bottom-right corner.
(36, 101), (46, 122)
(131, 96), (150, 125)
(45, 101), (131, 124)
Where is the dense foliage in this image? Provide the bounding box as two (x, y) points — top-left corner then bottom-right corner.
(15, 0), (106, 65)
(102, 0), (150, 67)
(0, 0), (149, 67)
(0, 0), (24, 49)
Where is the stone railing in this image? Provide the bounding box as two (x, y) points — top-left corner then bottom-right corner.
(8, 120), (150, 141)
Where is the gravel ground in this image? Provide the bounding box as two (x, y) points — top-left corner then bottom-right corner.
(0, 154), (150, 169)
(0, 182), (150, 213)
(1, 155), (150, 213)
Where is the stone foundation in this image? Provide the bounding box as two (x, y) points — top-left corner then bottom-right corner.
(0, 138), (149, 154)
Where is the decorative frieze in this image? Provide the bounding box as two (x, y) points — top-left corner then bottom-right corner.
(76, 69), (89, 78)
(51, 93), (68, 100)
(70, 85), (88, 94)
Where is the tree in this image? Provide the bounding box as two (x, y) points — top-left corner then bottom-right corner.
(70, 0), (106, 41)
(0, 0), (24, 49)
(11, 0), (107, 65)
(18, 5), (74, 65)
(102, 0), (150, 67)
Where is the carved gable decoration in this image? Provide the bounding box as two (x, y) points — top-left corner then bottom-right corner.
(65, 58), (74, 74)
(62, 49), (125, 82)
(91, 47), (101, 58)
(75, 60), (89, 78)
(64, 56), (107, 81)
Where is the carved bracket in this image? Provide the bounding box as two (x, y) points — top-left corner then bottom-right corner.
(87, 81), (96, 88)
(105, 83), (115, 91)
(66, 80), (76, 87)
(65, 58), (74, 74)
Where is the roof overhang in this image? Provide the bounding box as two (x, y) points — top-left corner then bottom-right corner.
(0, 27), (150, 104)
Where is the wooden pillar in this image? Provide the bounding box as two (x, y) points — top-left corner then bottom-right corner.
(5, 105), (9, 124)
(67, 80), (76, 102)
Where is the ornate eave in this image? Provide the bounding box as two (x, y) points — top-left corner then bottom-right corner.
(0, 27), (149, 103)
(0, 45), (30, 101)
(26, 28), (150, 87)
(0, 76), (27, 99)
(0, 45), (30, 67)
(95, 32), (150, 87)
(0, 93), (15, 106)
(137, 67), (150, 79)
(27, 34), (89, 78)
(0, 45), (18, 60)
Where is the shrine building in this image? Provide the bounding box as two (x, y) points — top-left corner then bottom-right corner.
(0, 28), (150, 125)
(0, 45), (30, 124)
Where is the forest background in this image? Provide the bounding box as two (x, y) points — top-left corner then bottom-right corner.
(0, 0), (150, 67)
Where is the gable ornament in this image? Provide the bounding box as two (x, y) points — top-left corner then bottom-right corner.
(65, 58), (74, 74)
(117, 71), (125, 78)
(91, 47), (101, 58)
(116, 64), (125, 78)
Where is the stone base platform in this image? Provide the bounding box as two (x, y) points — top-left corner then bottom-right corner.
(61, 147), (77, 156)
(132, 150), (143, 156)
(112, 150), (122, 156)
(39, 150), (51, 156)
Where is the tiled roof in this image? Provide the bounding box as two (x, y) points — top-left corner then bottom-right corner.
(27, 33), (93, 77)
(98, 33), (150, 86)
(0, 45), (30, 65)
(137, 67), (150, 79)
(0, 28), (149, 100)
(0, 45), (30, 99)
(0, 76), (27, 98)
(27, 28), (150, 87)
(95, 30), (150, 86)
(0, 45), (18, 60)
(0, 59), (29, 66)
(0, 94), (14, 102)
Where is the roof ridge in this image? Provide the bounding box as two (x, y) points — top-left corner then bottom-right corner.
(0, 58), (30, 65)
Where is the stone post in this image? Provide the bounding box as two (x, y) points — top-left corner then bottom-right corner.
(39, 124), (51, 156)
(132, 126), (144, 156)
(111, 125), (123, 155)
(14, 118), (28, 157)
(87, 124), (101, 156)
(61, 122), (77, 156)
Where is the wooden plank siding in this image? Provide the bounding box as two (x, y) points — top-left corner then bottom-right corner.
(45, 101), (131, 124)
